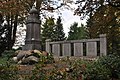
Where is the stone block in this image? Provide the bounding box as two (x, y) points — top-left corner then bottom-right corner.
(86, 42), (97, 57)
(62, 43), (71, 56)
(52, 44), (60, 56)
(74, 43), (83, 56)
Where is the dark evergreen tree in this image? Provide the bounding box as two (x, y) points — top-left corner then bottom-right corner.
(67, 22), (87, 40)
(54, 16), (65, 41)
(78, 24), (88, 39)
(41, 17), (55, 50)
(67, 22), (78, 40)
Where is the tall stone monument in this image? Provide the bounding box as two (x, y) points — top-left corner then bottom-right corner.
(22, 6), (41, 50)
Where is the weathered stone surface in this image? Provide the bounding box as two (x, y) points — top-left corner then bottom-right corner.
(33, 50), (48, 56)
(62, 43), (71, 56)
(12, 57), (18, 62)
(99, 34), (107, 56)
(21, 56), (39, 64)
(45, 34), (107, 57)
(33, 50), (42, 55)
(52, 44), (60, 56)
(13, 50), (50, 65)
(22, 6), (41, 50)
(17, 50), (33, 61)
(42, 51), (48, 56)
(74, 43), (83, 56)
(14, 50), (22, 55)
(86, 42), (97, 57)
(45, 39), (51, 53)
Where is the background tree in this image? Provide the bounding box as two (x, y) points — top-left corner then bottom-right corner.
(74, 0), (120, 19)
(67, 22), (87, 40)
(0, 0), (34, 55)
(54, 16), (66, 41)
(86, 5), (120, 54)
(0, 0), (74, 54)
(78, 23), (88, 39)
(41, 17), (55, 50)
(0, 14), (7, 56)
(67, 22), (78, 40)
(74, 0), (120, 54)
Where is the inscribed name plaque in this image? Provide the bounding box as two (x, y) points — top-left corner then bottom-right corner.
(52, 44), (60, 56)
(74, 43), (83, 56)
(62, 43), (71, 56)
(86, 42), (97, 57)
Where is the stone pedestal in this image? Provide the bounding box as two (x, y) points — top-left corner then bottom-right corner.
(22, 6), (41, 50)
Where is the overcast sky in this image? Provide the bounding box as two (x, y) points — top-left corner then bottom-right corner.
(46, 9), (86, 36)
(61, 9), (86, 36)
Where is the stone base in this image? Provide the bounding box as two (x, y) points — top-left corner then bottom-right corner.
(22, 44), (41, 50)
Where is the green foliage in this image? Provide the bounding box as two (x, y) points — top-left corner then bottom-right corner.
(2, 50), (15, 57)
(84, 54), (120, 80)
(28, 57), (85, 80)
(42, 17), (55, 40)
(74, 0), (120, 19)
(67, 22), (87, 40)
(41, 17), (56, 50)
(0, 50), (55, 80)
(53, 16), (66, 41)
(0, 0), (69, 53)
(0, 57), (8, 65)
(0, 53), (120, 80)
(0, 63), (19, 80)
(42, 16), (66, 50)
(84, 60), (111, 80)
(98, 54), (120, 78)
(38, 52), (55, 64)
(86, 4), (120, 54)
(67, 22), (78, 40)
(0, 50), (15, 64)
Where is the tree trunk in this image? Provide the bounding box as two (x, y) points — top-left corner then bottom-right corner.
(6, 15), (12, 50)
(6, 14), (18, 50)
(12, 15), (18, 47)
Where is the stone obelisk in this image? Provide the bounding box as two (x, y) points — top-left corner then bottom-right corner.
(22, 6), (41, 50)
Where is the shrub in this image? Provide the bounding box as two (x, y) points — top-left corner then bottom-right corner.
(0, 52), (120, 80)
(0, 64), (19, 80)
(84, 54), (120, 80)
(0, 50), (15, 64)
(98, 54), (120, 79)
